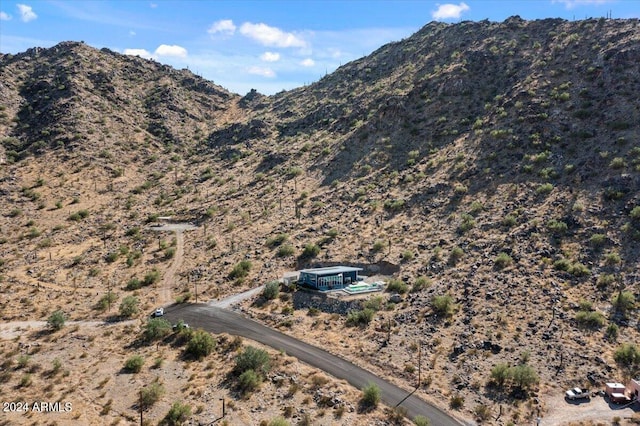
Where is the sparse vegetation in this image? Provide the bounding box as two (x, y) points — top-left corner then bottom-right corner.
(47, 310), (66, 331)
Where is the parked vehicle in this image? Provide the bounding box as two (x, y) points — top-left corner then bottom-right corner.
(153, 307), (164, 317)
(565, 388), (590, 400)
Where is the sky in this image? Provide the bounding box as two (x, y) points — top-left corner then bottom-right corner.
(0, 1), (638, 95)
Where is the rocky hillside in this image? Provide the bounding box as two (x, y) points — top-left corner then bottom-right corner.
(1, 17), (639, 425)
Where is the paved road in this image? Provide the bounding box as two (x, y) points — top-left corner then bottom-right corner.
(165, 303), (467, 426)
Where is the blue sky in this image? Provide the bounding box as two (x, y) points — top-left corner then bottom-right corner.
(1, 1), (638, 95)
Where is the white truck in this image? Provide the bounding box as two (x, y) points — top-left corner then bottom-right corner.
(565, 387), (590, 400)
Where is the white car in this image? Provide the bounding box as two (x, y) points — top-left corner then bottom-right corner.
(154, 308), (164, 317)
(565, 388), (590, 400)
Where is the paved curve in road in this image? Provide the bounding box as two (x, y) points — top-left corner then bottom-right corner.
(164, 303), (468, 426)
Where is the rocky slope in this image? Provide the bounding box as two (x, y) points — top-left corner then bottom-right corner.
(1, 16), (639, 425)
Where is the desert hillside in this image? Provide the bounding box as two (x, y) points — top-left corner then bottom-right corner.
(1, 16), (639, 425)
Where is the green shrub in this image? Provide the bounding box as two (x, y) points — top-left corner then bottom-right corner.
(119, 295), (139, 318)
(263, 281), (280, 300)
(597, 274), (615, 289)
(553, 258), (571, 271)
(47, 310), (66, 331)
(589, 233), (607, 248)
(431, 295), (454, 317)
(509, 364), (539, 391)
(612, 291), (635, 316)
(234, 346), (271, 376)
(449, 395), (464, 409)
(238, 369), (261, 394)
(140, 382), (165, 409)
(490, 363), (510, 386)
(412, 276), (431, 292)
(413, 415), (431, 426)
(364, 296), (383, 311)
(268, 416), (290, 426)
(143, 269), (161, 286)
(606, 323), (619, 341)
(386, 279), (408, 294)
(162, 401), (191, 426)
(457, 213), (476, 234)
(266, 233), (289, 248)
(229, 260), (252, 279)
(372, 240), (386, 252)
(105, 251), (119, 263)
(547, 219), (568, 235)
(124, 355), (144, 373)
(604, 251), (621, 266)
(144, 318), (172, 341)
(613, 343), (640, 376)
(185, 329), (216, 359)
(502, 214), (517, 227)
(449, 246), (464, 264)
(276, 244), (294, 257)
(630, 206), (640, 220)
(569, 262), (590, 277)
(609, 157), (626, 169)
(494, 252), (513, 269)
(96, 291), (117, 312)
(126, 278), (141, 290)
(536, 183), (554, 195)
(401, 250), (415, 262)
(361, 382), (381, 408)
(346, 308), (375, 327)
(575, 311), (605, 329)
(299, 243), (320, 259)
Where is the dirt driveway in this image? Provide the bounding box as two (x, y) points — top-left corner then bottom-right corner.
(544, 392), (639, 425)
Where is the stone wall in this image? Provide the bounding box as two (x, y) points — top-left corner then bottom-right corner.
(293, 289), (363, 315)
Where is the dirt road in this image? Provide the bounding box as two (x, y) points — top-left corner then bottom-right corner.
(164, 303), (470, 426)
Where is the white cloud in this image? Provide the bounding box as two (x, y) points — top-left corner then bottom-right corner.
(129, 30), (136, 36)
(17, 4), (37, 22)
(247, 66), (276, 78)
(0, 11), (11, 20)
(124, 48), (153, 59)
(208, 19), (236, 35)
(155, 44), (187, 58)
(150, 2), (157, 8)
(552, 0), (613, 8)
(300, 58), (315, 67)
(240, 22), (306, 48)
(431, 2), (469, 20)
(260, 51), (280, 62)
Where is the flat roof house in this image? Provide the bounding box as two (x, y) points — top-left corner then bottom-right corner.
(298, 266), (363, 291)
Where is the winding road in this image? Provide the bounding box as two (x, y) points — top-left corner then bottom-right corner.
(164, 303), (467, 426)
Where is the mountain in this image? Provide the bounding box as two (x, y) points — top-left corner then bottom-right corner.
(1, 17), (639, 425)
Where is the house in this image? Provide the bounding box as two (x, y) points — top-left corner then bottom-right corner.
(606, 382), (630, 403)
(628, 379), (640, 401)
(298, 266), (363, 290)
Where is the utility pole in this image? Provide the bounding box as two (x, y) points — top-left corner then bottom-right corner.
(139, 389), (143, 426)
(417, 343), (422, 389)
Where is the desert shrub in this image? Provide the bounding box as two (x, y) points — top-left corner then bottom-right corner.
(412, 276), (431, 292)
(509, 364), (539, 391)
(105, 251), (119, 263)
(162, 401), (191, 426)
(266, 233), (289, 247)
(386, 279), (408, 294)
(553, 258), (571, 271)
(547, 219), (568, 234)
(606, 323), (619, 341)
(124, 355), (144, 373)
(613, 343), (640, 376)
(502, 214), (517, 227)
(536, 183), (554, 195)
(363, 296), (383, 311)
(413, 415), (430, 426)
(234, 346), (271, 376)
(144, 318), (172, 341)
(276, 244), (294, 257)
(143, 269), (161, 286)
(597, 273), (616, 289)
(229, 260), (252, 279)
(47, 310), (66, 331)
(569, 262), (590, 277)
(490, 363), (510, 386)
(164, 247), (176, 259)
(263, 281), (280, 300)
(140, 382), (165, 409)
(372, 240), (386, 252)
(431, 295), (454, 317)
(612, 291), (635, 316)
(268, 417), (290, 426)
(238, 369), (261, 394)
(401, 250), (415, 262)
(609, 157), (626, 169)
(474, 404), (492, 421)
(457, 213), (476, 233)
(449, 395), (464, 409)
(449, 246), (464, 264)
(299, 243), (320, 259)
(119, 295), (139, 318)
(346, 308), (375, 326)
(589, 233), (607, 248)
(630, 206), (640, 220)
(126, 278), (141, 290)
(453, 184), (467, 195)
(185, 329), (216, 359)
(361, 382), (381, 408)
(494, 252), (513, 269)
(575, 311), (605, 329)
